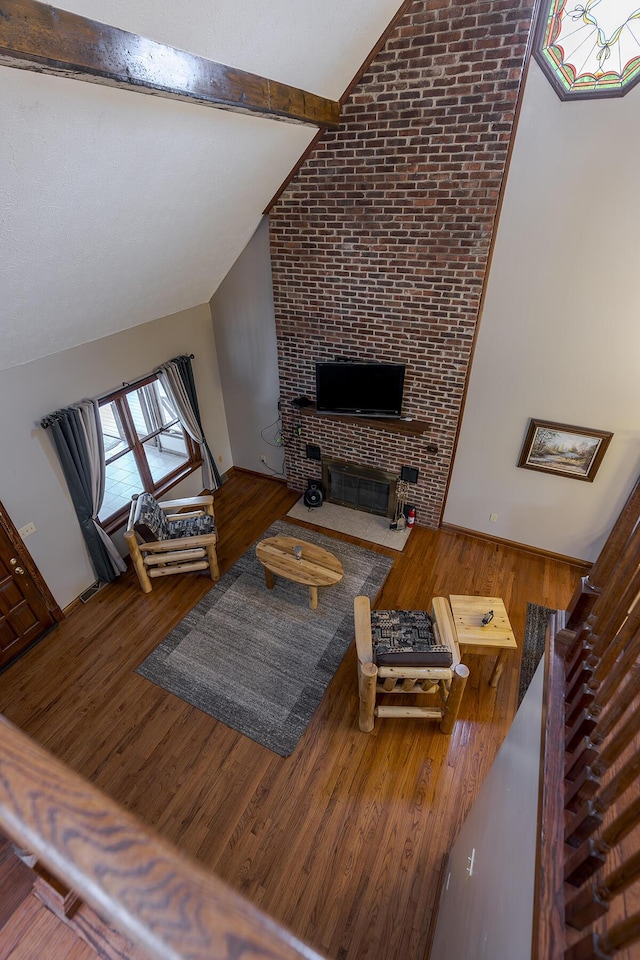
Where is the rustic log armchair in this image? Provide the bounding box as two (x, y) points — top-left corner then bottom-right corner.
(124, 492), (219, 594)
(354, 595), (469, 733)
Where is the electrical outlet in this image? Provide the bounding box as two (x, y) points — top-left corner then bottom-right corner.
(260, 455), (267, 463)
(19, 521), (36, 538)
(489, 513), (498, 522)
(466, 848), (476, 877)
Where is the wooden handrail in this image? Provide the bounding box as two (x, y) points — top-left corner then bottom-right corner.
(586, 476), (640, 592)
(564, 475), (640, 631)
(531, 611), (567, 960)
(0, 715), (325, 960)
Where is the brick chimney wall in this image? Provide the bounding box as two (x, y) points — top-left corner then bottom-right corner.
(269, 0), (534, 526)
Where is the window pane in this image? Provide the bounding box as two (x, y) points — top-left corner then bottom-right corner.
(98, 450), (144, 521)
(99, 402), (129, 459)
(131, 381), (180, 440)
(127, 388), (150, 439)
(143, 427), (190, 484)
(154, 380), (179, 426)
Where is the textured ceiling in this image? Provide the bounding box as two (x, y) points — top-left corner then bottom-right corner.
(0, 0), (405, 370)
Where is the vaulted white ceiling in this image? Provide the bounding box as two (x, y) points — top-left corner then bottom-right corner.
(0, 0), (405, 370)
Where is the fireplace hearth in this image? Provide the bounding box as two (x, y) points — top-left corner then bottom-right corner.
(322, 459), (397, 519)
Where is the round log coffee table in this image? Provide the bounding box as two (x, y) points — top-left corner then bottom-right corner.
(255, 535), (343, 610)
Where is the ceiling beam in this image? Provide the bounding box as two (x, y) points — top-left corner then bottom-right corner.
(0, 0), (340, 129)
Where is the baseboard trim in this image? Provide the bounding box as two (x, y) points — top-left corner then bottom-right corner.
(424, 852), (449, 960)
(62, 597), (82, 617)
(229, 465), (288, 484)
(440, 523), (591, 570)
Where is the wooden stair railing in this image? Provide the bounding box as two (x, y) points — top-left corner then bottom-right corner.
(0, 715), (325, 960)
(560, 475), (640, 638)
(533, 473), (640, 960)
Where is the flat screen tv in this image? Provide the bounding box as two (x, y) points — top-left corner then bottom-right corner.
(315, 361), (405, 418)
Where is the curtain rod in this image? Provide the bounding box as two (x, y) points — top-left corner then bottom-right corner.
(101, 354), (196, 400)
(41, 355), (196, 427)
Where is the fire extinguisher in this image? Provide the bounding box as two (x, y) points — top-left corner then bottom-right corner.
(407, 506), (416, 527)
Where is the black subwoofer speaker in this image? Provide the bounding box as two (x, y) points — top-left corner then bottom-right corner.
(303, 480), (323, 508)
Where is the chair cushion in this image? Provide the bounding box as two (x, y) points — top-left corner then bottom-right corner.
(168, 515), (216, 539)
(133, 493), (170, 543)
(371, 610), (453, 667)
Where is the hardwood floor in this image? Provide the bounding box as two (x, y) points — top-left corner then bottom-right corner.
(0, 470), (584, 960)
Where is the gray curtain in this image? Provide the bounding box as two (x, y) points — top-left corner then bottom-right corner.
(157, 355), (223, 491)
(41, 401), (126, 583)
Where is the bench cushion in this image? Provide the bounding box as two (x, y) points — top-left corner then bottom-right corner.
(133, 493), (169, 542)
(371, 609), (453, 667)
(168, 515), (216, 539)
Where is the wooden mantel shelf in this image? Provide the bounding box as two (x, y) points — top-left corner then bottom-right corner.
(299, 404), (433, 438)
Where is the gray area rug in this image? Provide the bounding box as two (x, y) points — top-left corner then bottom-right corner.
(518, 603), (555, 707)
(136, 520), (394, 756)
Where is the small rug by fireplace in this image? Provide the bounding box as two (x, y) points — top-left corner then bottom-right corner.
(518, 603), (555, 707)
(136, 521), (394, 756)
(287, 497), (412, 550)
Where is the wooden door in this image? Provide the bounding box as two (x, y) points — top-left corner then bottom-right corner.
(0, 523), (56, 668)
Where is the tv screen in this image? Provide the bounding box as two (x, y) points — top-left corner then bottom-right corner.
(315, 361), (405, 418)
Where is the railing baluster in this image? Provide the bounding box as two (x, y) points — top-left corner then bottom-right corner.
(564, 489), (640, 668)
(565, 706), (640, 810)
(565, 627), (596, 685)
(536, 472), (640, 960)
(562, 579), (600, 637)
(565, 799), (605, 849)
(565, 621), (640, 753)
(566, 748), (640, 846)
(565, 739), (600, 781)
(564, 909), (640, 960)
(565, 684), (636, 764)
(566, 606), (640, 720)
(565, 848), (640, 929)
(566, 683), (633, 772)
(564, 793), (640, 887)
(589, 624), (640, 716)
(568, 477), (640, 619)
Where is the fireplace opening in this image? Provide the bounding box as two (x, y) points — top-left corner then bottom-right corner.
(322, 459), (397, 519)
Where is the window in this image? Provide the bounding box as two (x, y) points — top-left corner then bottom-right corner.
(535, 0), (640, 99)
(98, 376), (201, 530)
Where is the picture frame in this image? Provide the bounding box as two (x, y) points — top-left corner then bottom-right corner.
(517, 419), (613, 482)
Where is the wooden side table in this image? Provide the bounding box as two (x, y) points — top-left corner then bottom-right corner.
(449, 595), (517, 687)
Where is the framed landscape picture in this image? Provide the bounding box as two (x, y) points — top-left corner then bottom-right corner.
(518, 419), (613, 482)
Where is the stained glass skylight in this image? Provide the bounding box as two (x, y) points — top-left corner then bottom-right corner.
(535, 0), (640, 98)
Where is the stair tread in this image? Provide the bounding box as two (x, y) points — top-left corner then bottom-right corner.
(0, 848), (35, 932)
(0, 894), (98, 960)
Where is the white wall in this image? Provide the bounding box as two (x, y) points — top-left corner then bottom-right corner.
(444, 62), (640, 562)
(1, 0), (406, 370)
(210, 218), (285, 479)
(0, 303), (231, 609)
(429, 659), (545, 960)
(0, 66), (314, 372)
